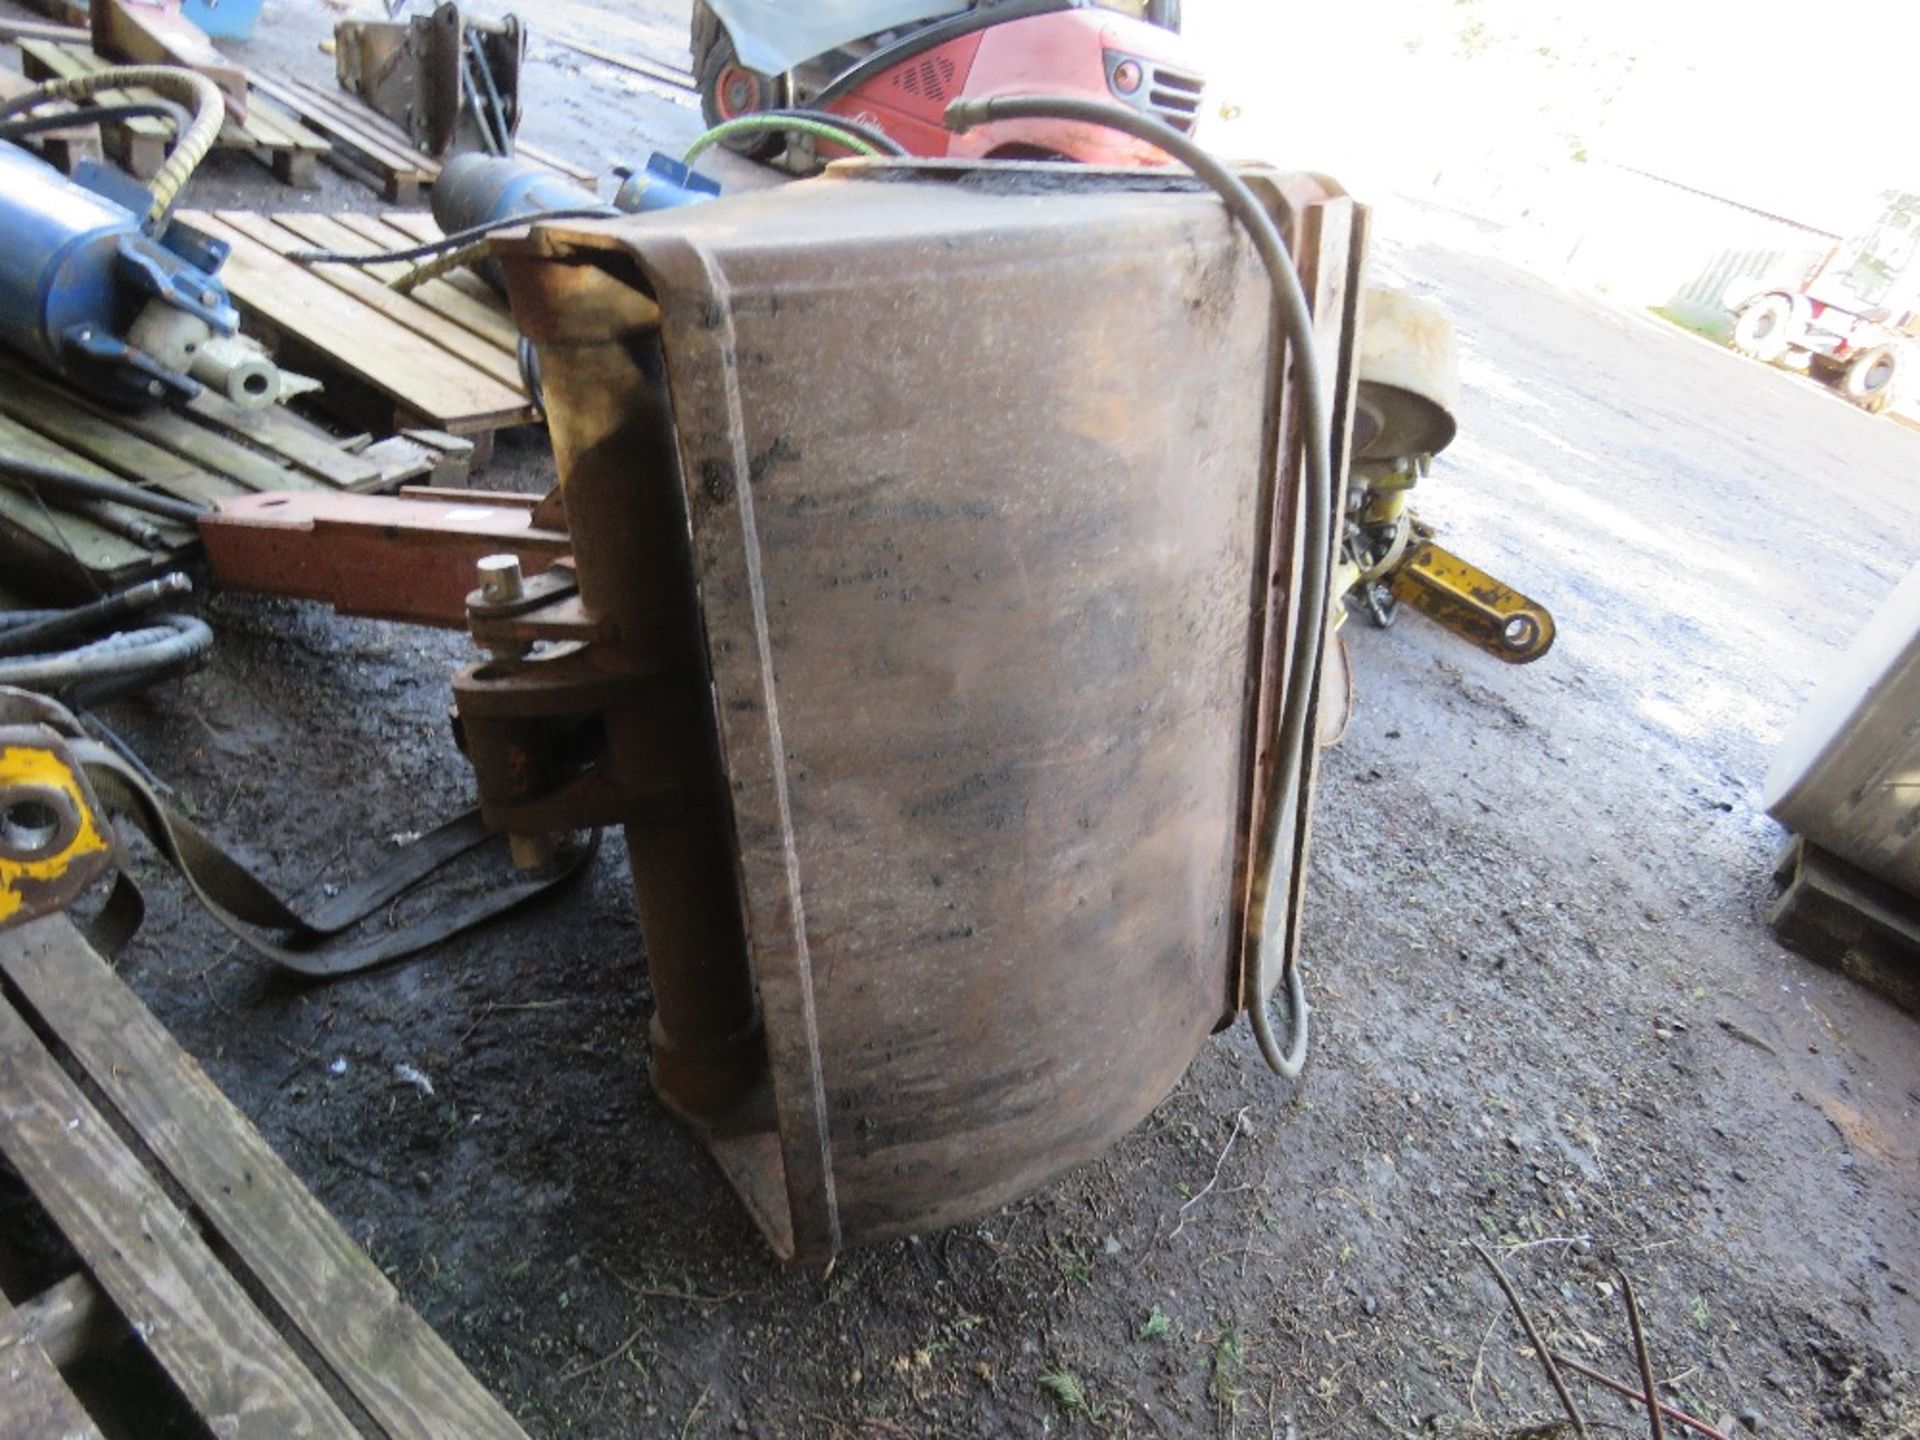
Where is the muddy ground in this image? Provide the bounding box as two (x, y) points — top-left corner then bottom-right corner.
(4, 1), (1918, 1435)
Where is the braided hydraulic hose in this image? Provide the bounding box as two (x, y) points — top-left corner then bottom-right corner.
(0, 66), (225, 227)
(389, 240), (487, 294)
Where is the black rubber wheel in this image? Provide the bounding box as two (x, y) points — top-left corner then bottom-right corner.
(1730, 293), (1794, 362)
(1842, 345), (1901, 413)
(698, 31), (786, 160)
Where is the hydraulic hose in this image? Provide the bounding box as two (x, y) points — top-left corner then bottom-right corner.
(0, 99), (192, 144)
(0, 613), (212, 706)
(0, 66), (226, 227)
(750, 108), (909, 157)
(945, 94), (1333, 1079)
(0, 573), (192, 659)
(683, 114), (882, 165)
(284, 206), (621, 267)
(0, 454), (209, 526)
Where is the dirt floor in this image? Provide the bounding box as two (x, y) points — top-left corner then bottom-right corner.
(4, 1), (1919, 1436)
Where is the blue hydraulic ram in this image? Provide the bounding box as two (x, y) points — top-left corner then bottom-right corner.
(0, 140), (279, 409)
(428, 150), (721, 293)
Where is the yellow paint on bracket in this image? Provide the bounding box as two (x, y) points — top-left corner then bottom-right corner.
(0, 744), (110, 925)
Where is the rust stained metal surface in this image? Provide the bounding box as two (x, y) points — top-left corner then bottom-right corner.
(199, 490), (571, 627)
(494, 162), (1361, 1261)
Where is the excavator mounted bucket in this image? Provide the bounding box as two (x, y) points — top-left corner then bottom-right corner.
(481, 160), (1364, 1263)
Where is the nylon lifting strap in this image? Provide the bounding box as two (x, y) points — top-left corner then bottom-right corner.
(68, 738), (598, 978)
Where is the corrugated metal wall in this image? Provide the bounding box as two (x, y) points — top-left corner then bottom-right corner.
(1553, 164), (1839, 333)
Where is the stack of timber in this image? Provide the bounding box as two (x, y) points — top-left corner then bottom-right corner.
(177, 209), (540, 449)
(246, 70), (594, 204)
(0, 915), (530, 1439)
(14, 38), (329, 185)
(0, 352), (464, 595)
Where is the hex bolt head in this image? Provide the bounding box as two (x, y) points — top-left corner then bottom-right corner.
(477, 553), (525, 604)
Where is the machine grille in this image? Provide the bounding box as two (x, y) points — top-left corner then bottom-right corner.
(894, 55), (959, 102)
(1145, 63), (1203, 132)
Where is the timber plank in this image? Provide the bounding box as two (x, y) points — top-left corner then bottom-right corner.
(0, 985), (360, 1439)
(2, 917), (531, 1440)
(0, 1308), (103, 1440)
(314, 212), (523, 352)
(337, 214), (516, 312)
(18, 42), (326, 169)
(17, 38), (167, 137)
(179, 393), (390, 492)
(0, 369), (249, 510)
(0, 412), (191, 556)
(0, 68), (101, 173)
(180, 211), (532, 432)
(245, 212), (525, 386)
(0, 486), (147, 577)
(250, 72), (430, 173)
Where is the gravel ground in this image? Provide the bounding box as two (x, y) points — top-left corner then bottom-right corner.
(3, 2), (1917, 1436)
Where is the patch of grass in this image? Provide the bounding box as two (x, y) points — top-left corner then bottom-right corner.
(1039, 1368), (1089, 1416)
(1136, 1307), (1172, 1343)
(1210, 1328), (1245, 1418)
(1649, 305), (1729, 344)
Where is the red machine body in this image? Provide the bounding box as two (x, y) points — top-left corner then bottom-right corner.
(697, 0), (1204, 166)
(819, 9), (1202, 163)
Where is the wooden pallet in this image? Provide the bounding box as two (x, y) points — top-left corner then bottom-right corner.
(0, 351), (462, 597)
(0, 63), (102, 172)
(247, 70), (595, 204)
(1770, 834), (1920, 1016)
(0, 916), (530, 1440)
(177, 208), (539, 445)
(17, 38), (329, 185)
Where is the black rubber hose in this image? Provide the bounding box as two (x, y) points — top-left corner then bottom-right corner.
(0, 99), (193, 142)
(285, 206), (621, 267)
(0, 455), (208, 526)
(0, 614), (213, 706)
(755, 107), (910, 157)
(0, 573), (192, 659)
(944, 93), (1332, 1079)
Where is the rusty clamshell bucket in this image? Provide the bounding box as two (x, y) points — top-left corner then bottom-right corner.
(489, 161), (1364, 1263)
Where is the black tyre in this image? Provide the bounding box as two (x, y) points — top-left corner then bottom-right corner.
(1730, 293), (1794, 362)
(698, 31), (786, 160)
(1842, 345), (1901, 413)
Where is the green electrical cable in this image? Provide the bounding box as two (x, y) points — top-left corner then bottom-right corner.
(683, 115), (882, 166)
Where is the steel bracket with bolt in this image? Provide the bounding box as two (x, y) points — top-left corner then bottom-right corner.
(0, 692), (116, 932)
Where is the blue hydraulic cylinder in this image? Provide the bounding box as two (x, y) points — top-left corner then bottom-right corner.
(0, 142), (242, 407)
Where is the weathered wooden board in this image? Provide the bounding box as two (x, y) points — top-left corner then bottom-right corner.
(17, 39), (327, 184)
(0, 987), (361, 1438)
(246, 69), (594, 203)
(0, 1290), (104, 1440)
(0, 352), (445, 596)
(178, 208), (537, 437)
(0, 65), (100, 172)
(2, 917), (531, 1440)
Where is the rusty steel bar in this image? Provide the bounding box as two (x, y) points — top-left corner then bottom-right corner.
(198, 490), (571, 627)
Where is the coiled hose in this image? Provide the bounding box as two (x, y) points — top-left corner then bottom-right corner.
(0, 66), (226, 228)
(0, 613), (212, 708)
(945, 94), (1334, 1079)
